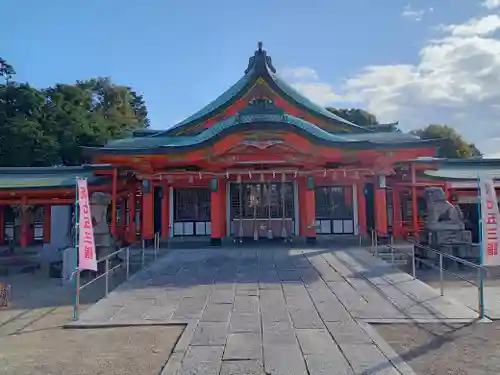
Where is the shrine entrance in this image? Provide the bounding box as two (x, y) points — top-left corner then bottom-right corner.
(172, 187), (211, 237)
(315, 186), (356, 235)
(229, 181), (296, 241)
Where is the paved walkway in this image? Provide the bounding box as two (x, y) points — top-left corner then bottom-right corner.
(75, 247), (479, 375)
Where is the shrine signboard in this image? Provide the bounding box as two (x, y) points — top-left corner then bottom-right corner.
(479, 174), (500, 266)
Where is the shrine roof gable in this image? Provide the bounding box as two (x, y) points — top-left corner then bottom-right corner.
(160, 42), (370, 136)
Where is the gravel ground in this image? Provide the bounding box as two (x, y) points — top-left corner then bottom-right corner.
(0, 256), (183, 375)
(375, 322), (500, 375)
(0, 324), (184, 375)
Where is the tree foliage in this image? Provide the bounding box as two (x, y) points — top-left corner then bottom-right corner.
(326, 107), (379, 127)
(0, 58), (149, 167)
(327, 108), (481, 158)
(0, 58), (15, 82)
(411, 124), (482, 159)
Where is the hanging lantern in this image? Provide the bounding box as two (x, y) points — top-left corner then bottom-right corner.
(226, 171), (229, 179)
(199, 172), (202, 180)
(323, 169), (327, 178)
(260, 173), (264, 183)
(248, 171), (252, 179)
(306, 176), (315, 190)
(343, 170), (346, 177)
(294, 170), (298, 178)
(272, 170), (276, 179)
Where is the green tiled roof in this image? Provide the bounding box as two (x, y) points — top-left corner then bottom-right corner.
(92, 110), (437, 155)
(422, 168), (500, 181)
(166, 74), (252, 134)
(417, 158), (500, 181)
(161, 44), (371, 136)
(396, 157), (500, 168)
(0, 165), (114, 190)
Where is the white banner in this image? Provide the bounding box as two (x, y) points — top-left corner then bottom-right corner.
(479, 173), (500, 266)
(77, 178), (97, 271)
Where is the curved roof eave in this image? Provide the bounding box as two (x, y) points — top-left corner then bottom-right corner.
(85, 115), (440, 156)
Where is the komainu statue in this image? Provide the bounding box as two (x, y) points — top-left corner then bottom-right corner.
(424, 187), (465, 231)
(90, 192), (113, 258)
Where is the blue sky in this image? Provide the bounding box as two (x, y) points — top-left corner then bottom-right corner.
(2, 0), (500, 155)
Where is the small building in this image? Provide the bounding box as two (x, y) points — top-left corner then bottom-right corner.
(0, 44), (496, 249)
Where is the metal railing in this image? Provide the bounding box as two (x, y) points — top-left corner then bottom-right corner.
(73, 232), (161, 320)
(370, 228), (488, 319)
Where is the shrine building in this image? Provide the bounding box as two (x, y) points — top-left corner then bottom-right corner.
(0, 43), (499, 249)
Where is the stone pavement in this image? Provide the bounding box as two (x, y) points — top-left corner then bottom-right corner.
(74, 246), (479, 375)
(434, 284), (500, 319)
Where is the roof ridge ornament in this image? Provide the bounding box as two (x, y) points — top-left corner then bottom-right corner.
(245, 41), (277, 75)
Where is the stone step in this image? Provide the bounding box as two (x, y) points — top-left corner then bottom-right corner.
(375, 252), (409, 265)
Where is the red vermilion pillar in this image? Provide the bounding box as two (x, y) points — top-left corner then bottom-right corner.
(444, 182), (450, 201)
(120, 198), (127, 241)
(43, 205), (51, 244)
(0, 206), (4, 245)
(210, 178), (225, 246)
(392, 187), (402, 238)
(411, 164), (419, 239)
(299, 176), (316, 243)
(128, 192), (136, 244)
(111, 168), (118, 239)
(20, 197), (29, 248)
(161, 183), (170, 240)
(220, 181), (227, 238)
(141, 180), (154, 240)
(356, 182), (367, 235)
(374, 175), (388, 235)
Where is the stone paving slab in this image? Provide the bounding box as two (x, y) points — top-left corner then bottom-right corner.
(341, 343), (401, 375)
(201, 303), (233, 322)
(75, 246), (481, 375)
(229, 312), (261, 333)
(219, 360), (266, 375)
(191, 322), (228, 346)
(224, 333), (262, 360)
(296, 328), (354, 374)
(177, 345), (224, 375)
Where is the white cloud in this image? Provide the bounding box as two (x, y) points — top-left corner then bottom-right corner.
(281, 67), (342, 106)
(441, 14), (500, 36)
(401, 4), (433, 22)
(483, 0), (500, 10)
(292, 82), (342, 106)
(281, 67), (319, 81)
(284, 12), (500, 157)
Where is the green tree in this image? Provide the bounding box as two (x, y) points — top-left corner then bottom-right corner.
(0, 67), (150, 166)
(326, 108), (379, 126)
(0, 57), (15, 82)
(0, 83), (60, 166)
(411, 124), (482, 159)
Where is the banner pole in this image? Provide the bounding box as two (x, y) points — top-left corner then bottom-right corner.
(73, 177), (80, 321)
(477, 173), (485, 320)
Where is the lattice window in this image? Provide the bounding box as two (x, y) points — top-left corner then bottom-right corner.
(315, 186), (353, 220)
(230, 182), (294, 219)
(174, 188), (210, 221)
